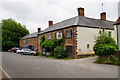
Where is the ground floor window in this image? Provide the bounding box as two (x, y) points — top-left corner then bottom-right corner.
(66, 46), (73, 54)
(28, 45), (34, 51)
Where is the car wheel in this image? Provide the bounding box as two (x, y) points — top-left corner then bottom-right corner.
(21, 53), (24, 55)
(31, 53), (34, 56)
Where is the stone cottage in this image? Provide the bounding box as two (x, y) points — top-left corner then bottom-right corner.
(19, 28), (41, 51)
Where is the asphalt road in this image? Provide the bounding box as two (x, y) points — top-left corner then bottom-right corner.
(2, 52), (118, 78)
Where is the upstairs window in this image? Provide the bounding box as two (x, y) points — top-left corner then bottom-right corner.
(108, 31), (112, 37)
(87, 44), (90, 48)
(47, 34), (51, 40)
(23, 40), (25, 45)
(66, 30), (72, 38)
(103, 28), (105, 33)
(54, 33), (56, 39)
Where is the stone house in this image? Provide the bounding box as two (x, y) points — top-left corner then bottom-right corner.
(20, 7), (118, 56)
(37, 8), (117, 56)
(19, 28), (41, 51)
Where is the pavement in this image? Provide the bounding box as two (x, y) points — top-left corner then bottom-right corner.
(2, 52), (118, 78)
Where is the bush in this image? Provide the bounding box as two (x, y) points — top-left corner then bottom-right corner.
(95, 32), (118, 50)
(93, 32), (118, 56)
(93, 31), (119, 65)
(93, 44), (117, 56)
(50, 51), (54, 56)
(54, 46), (66, 59)
(94, 55), (120, 65)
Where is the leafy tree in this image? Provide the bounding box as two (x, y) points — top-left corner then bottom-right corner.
(0, 18), (29, 51)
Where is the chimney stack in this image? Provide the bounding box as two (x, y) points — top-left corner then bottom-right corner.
(38, 28), (41, 32)
(100, 12), (106, 21)
(77, 7), (84, 17)
(49, 21), (53, 27)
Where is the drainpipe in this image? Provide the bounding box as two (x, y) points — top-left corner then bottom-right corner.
(116, 25), (119, 51)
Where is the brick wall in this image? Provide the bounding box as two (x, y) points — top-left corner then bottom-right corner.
(37, 26), (77, 56)
(19, 37), (38, 51)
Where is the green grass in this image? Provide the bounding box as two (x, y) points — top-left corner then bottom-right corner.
(38, 53), (43, 57)
(60, 57), (73, 60)
(77, 54), (96, 59)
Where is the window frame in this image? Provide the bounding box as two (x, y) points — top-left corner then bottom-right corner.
(108, 31), (112, 37)
(65, 29), (72, 38)
(47, 34), (51, 40)
(23, 40), (25, 45)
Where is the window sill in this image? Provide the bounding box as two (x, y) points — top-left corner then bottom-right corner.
(65, 37), (72, 39)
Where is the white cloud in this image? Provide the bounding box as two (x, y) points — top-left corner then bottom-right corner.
(0, 0), (119, 33)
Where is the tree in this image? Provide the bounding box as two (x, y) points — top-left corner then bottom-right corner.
(0, 18), (29, 51)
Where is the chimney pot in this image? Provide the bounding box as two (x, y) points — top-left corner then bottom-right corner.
(77, 7), (84, 17)
(38, 28), (41, 32)
(49, 21), (53, 27)
(100, 12), (106, 21)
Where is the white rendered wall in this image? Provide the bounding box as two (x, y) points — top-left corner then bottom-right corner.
(76, 26), (116, 55)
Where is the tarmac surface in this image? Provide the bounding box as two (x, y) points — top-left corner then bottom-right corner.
(2, 52), (118, 78)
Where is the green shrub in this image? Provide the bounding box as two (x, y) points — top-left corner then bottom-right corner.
(50, 51), (54, 56)
(93, 32), (118, 56)
(93, 44), (117, 56)
(93, 31), (119, 65)
(94, 32), (118, 50)
(54, 46), (66, 59)
(95, 55), (120, 65)
(40, 36), (65, 51)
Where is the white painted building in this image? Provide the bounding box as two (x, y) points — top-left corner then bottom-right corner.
(114, 17), (120, 51)
(76, 26), (117, 55)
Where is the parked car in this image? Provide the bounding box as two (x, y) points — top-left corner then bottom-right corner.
(20, 49), (38, 56)
(16, 49), (22, 54)
(9, 47), (20, 53)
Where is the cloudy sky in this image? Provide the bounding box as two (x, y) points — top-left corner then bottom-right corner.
(0, 0), (120, 33)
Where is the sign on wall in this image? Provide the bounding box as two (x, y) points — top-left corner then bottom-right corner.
(56, 32), (62, 39)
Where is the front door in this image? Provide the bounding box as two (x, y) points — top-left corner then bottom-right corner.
(66, 46), (73, 55)
(28, 45), (34, 51)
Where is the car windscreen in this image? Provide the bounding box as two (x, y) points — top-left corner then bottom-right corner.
(25, 49), (31, 51)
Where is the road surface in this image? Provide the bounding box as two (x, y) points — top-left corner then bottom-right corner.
(2, 52), (118, 78)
